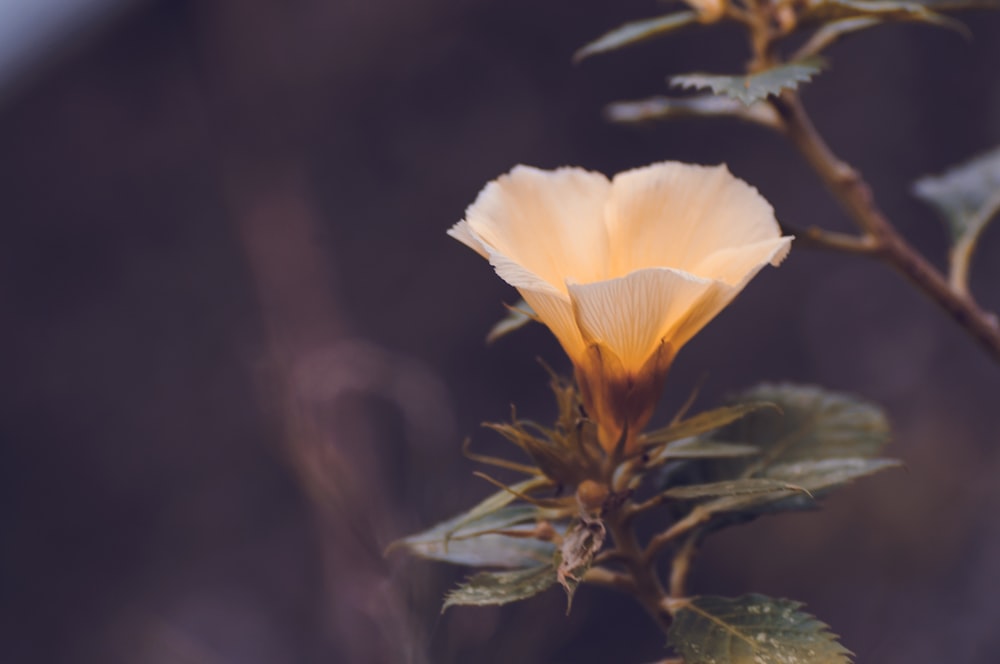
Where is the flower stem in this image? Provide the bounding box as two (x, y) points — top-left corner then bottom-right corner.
(605, 502), (674, 635)
(772, 92), (1000, 364)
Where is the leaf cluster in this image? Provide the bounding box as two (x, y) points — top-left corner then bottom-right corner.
(390, 379), (898, 664)
(574, 0), (992, 114)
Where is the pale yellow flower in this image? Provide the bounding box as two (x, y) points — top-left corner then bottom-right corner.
(450, 162), (792, 455)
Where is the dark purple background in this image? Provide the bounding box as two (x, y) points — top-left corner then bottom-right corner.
(2, 1), (1000, 662)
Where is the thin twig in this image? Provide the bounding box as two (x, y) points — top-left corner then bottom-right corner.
(582, 566), (636, 594)
(771, 92), (1000, 364)
(669, 532), (702, 598)
(593, 548), (630, 566)
(781, 223), (880, 255)
(644, 507), (711, 566)
(949, 188), (1000, 297)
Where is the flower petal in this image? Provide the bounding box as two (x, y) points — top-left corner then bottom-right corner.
(606, 162), (783, 279)
(667, 236), (791, 349)
(567, 268), (714, 371)
(519, 288), (589, 366)
(459, 165), (613, 292)
(690, 235), (793, 286)
(446, 220), (488, 258)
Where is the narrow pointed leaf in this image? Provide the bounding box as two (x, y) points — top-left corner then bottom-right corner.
(642, 402), (777, 447)
(388, 476), (556, 567)
(574, 11), (698, 63)
(486, 299), (536, 344)
(606, 94), (782, 128)
(748, 457), (903, 512)
(667, 594), (852, 664)
(442, 564), (557, 611)
(764, 457), (903, 492)
(671, 58), (825, 106)
(805, 0), (972, 34)
(652, 438), (760, 462)
(663, 478), (807, 501)
(392, 504), (557, 567)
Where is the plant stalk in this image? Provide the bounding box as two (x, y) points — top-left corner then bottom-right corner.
(772, 92), (1000, 364)
(606, 503), (674, 635)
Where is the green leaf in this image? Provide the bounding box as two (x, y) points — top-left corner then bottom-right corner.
(388, 476), (556, 567)
(671, 58), (825, 106)
(805, 0), (971, 31)
(642, 402), (777, 448)
(391, 504), (556, 568)
(443, 564), (557, 611)
(913, 146), (1000, 293)
(765, 457), (903, 492)
(667, 594), (852, 664)
(486, 299), (536, 344)
(651, 438), (761, 463)
(675, 384), (896, 521)
(574, 11), (698, 63)
(606, 94), (782, 128)
(662, 478), (808, 501)
(712, 384), (890, 471)
(914, 146), (1000, 238)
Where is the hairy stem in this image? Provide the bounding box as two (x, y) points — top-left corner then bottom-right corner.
(772, 92), (1000, 364)
(606, 504), (673, 635)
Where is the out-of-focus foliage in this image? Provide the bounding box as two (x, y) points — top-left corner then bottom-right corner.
(914, 146), (1000, 292)
(573, 11), (698, 63)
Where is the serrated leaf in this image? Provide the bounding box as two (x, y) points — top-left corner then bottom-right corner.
(486, 299), (536, 344)
(574, 11), (698, 63)
(388, 476), (556, 567)
(606, 94), (782, 128)
(442, 564), (557, 611)
(667, 594), (852, 664)
(913, 146), (1000, 293)
(662, 478), (807, 501)
(671, 58), (825, 106)
(642, 402), (777, 448)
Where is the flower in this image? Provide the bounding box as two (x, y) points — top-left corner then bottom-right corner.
(450, 162), (792, 455)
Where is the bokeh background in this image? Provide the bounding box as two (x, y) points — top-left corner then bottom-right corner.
(2, 1), (1000, 662)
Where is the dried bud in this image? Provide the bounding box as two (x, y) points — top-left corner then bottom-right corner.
(576, 479), (610, 512)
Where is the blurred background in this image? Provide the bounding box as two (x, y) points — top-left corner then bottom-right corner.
(1, 1), (999, 662)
